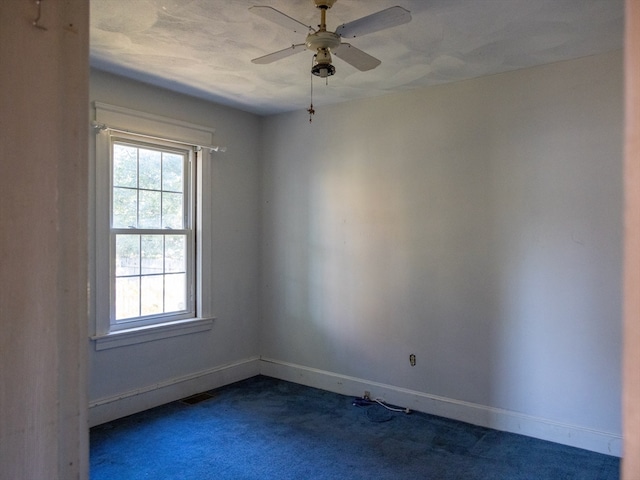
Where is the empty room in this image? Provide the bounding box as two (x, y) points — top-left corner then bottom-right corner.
(4, 0), (640, 478)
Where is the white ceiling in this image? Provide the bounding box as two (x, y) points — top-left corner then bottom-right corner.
(90, 0), (624, 116)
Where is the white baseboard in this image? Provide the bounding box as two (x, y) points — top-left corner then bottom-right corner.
(259, 357), (622, 457)
(89, 356), (260, 427)
(88, 356), (621, 457)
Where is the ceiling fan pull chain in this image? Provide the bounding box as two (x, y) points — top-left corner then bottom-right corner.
(308, 56), (316, 123)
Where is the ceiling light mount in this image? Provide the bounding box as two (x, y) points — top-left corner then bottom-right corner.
(313, 0), (337, 10)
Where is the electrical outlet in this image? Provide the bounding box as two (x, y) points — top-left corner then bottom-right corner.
(410, 354), (416, 366)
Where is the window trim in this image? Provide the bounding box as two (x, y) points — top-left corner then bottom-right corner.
(92, 103), (216, 349)
(91, 317), (214, 351)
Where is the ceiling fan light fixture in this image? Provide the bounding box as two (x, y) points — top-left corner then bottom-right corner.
(311, 48), (336, 77)
(311, 62), (336, 78)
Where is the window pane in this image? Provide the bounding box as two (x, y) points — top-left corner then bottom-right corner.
(115, 235), (140, 276)
(113, 144), (137, 188)
(113, 187), (138, 228)
(141, 235), (163, 275)
(139, 148), (162, 190)
(141, 275), (163, 316)
(116, 277), (140, 320)
(162, 192), (184, 229)
(165, 235), (186, 273)
(163, 153), (184, 192)
(165, 273), (186, 312)
(139, 190), (161, 228)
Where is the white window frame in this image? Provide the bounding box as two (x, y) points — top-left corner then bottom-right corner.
(109, 134), (196, 329)
(92, 103), (215, 350)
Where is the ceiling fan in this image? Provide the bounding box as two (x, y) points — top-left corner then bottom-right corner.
(249, 0), (412, 78)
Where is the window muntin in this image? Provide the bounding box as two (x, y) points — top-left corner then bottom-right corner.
(110, 137), (195, 329)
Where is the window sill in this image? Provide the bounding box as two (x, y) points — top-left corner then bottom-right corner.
(91, 317), (214, 351)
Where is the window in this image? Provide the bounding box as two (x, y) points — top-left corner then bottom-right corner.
(111, 138), (194, 329)
(92, 103), (215, 349)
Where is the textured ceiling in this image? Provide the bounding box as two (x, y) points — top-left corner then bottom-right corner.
(90, 0), (623, 116)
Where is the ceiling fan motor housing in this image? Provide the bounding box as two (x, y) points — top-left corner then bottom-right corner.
(305, 31), (341, 52)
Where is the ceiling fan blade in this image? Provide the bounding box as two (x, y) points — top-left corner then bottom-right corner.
(251, 44), (307, 65)
(335, 6), (411, 39)
(249, 6), (314, 34)
(334, 43), (381, 71)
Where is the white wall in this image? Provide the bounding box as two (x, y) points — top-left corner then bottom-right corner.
(259, 51), (623, 454)
(88, 70), (262, 424)
(1, 1), (89, 478)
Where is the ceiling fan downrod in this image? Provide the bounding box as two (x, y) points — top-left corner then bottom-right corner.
(314, 0), (336, 30)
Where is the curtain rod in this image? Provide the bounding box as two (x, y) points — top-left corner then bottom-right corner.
(91, 121), (227, 153)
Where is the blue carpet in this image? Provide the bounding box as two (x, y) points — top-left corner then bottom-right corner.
(90, 375), (619, 479)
